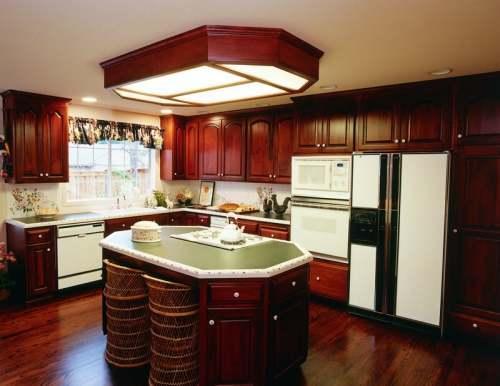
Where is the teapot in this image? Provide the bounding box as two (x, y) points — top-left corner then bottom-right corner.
(220, 212), (245, 243)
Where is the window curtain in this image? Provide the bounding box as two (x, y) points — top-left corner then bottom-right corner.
(68, 117), (163, 149)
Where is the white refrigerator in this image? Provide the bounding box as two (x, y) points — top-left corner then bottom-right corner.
(348, 152), (449, 327)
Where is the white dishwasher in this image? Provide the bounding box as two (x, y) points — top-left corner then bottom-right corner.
(57, 222), (105, 289)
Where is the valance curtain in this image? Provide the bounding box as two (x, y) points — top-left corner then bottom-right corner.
(68, 117), (163, 149)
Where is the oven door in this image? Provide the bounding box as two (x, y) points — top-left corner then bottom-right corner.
(291, 203), (350, 260)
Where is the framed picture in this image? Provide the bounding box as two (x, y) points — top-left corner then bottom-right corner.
(199, 181), (215, 206)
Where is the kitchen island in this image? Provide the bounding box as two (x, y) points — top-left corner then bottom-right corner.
(100, 226), (312, 386)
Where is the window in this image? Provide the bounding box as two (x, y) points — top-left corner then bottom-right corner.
(67, 140), (155, 201)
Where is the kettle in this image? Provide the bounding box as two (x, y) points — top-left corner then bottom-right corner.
(220, 212), (245, 243)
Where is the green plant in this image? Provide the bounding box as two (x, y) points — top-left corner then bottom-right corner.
(153, 190), (167, 207)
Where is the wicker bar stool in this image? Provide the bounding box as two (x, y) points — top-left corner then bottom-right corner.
(103, 260), (150, 368)
(143, 275), (199, 386)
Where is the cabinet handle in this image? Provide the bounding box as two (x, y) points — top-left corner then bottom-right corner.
(46, 248), (51, 252)
(220, 173), (224, 177)
(321, 143), (326, 147)
(273, 174), (276, 179)
(209, 320), (215, 326)
(452, 229), (458, 233)
(39, 173), (43, 177)
(316, 144), (321, 147)
(401, 139), (406, 143)
(316, 276), (320, 281)
(457, 133), (463, 139)
(273, 315), (278, 321)
(394, 139), (399, 143)
(269, 174), (273, 178)
(271, 234), (275, 238)
(472, 323), (478, 328)
(121, 224), (126, 228)
(291, 281), (297, 287)
(174, 172), (177, 176)
(38, 234), (43, 239)
(233, 292), (240, 298)
(171, 218), (175, 223)
(45, 173), (49, 177)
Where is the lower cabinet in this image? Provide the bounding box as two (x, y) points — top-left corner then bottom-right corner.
(309, 259), (348, 303)
(269, 297), (309, 380)
(26, 243), (56, 299)
(207, 307), (261, 386)
(258, 224), (290, 240)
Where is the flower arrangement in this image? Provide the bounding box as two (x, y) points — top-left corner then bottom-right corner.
(10, 188), (42, 216)
(176, 188), (193, 206)
(0, 242), (16, 299)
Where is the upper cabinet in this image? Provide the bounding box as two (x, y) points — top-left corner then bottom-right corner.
(160, 114), (185, 180)
(199, 116), (246, 181)
(454, 73), (500, 148)
(1, 90), (71, 183)
(294, 96), (355, 154)
(356, 82), (451, 152)
(247, 111), (294, 183)
(185, 118), (199, 180)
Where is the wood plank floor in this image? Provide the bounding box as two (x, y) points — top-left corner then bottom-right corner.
(0, 289), (499, 386)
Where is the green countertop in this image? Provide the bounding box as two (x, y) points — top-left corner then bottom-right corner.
(100, 226), (311, 278)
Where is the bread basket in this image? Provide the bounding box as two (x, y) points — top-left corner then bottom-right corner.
(131, 221), (161, 243)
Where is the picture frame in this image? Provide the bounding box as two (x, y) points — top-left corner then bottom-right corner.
(198, 180), (215, 206)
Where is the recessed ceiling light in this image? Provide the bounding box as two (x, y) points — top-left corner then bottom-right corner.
(319, 84), (337, 90)
(81, 96), (97, 103)
(429, 68), (452, 76)
(160, 109), (173, 115)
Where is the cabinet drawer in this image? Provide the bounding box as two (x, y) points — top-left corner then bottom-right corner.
(310, 259), (348, 302)
(167, 212), (185, 225)
(271, 267), (308, 305)
(449, 312), (500, 344)
(26, 227), (53, 245)
(208, 282), (263, 305)
(105, 218), (134, 234)
(238, 219), (259, 235)
(197, 215), (210, 226)
(259, 225), (289, 240)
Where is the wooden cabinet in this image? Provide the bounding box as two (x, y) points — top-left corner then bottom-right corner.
(309, 259), (348, 302)
(454, 73), (500, 147)
(6, 224), (57, 302)
(237, 219), (260, 235)
(446, 148), (500, 343)
(295, 97), (355, 154)
(104, 213), (169, 236)
(160, 114), (186, 180)
(2, 90), (71, 183)
(259, 224), (290, 240)
(247, 112), (294, 183)
(185, 119), (199, 179)
(199, 117), (246, 181)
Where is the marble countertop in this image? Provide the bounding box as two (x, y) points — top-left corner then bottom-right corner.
(6, 206), (291, 229)
(100, 226), (311, 279)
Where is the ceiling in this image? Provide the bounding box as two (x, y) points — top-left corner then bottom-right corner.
(1, 0), (500, 117)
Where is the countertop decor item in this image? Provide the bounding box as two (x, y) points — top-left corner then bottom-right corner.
(176, 188), (193, 206)
(198, 181), (215, 206)
(272, 194), (291, 215)
(35, 200), (59, 219)
(10, 188), (42, 216)
(131, 221), (162, 243)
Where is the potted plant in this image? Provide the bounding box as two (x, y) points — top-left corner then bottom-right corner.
(0, 242), (16, 302)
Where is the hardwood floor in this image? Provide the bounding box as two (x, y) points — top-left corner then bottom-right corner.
(0, 289), (498, 386)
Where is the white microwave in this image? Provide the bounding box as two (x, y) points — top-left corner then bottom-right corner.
(291, 156), (352, 200)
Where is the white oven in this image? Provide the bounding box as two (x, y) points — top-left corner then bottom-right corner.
(292, 156), (351, 200)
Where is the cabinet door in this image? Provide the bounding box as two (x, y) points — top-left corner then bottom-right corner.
(399, 83), (451, 151)
(221, 118), (246, 181)
(184, 213), (197, 226)
(13, 104), (43, 183)
(246, 114), (274, 182)
(322, 101), (355, 153)
(43, 102), (69, 182)
(173, 123), (185, 179)
(309, 259), (348, 302)
(185, 119), (199, 180)
(207, 307), (262, 386)
(269, 297), (308, 380)
(26, 244), (56, 299)
(199, 119), (221, 180)
(294, 109), (322, 154)
(356, 92), (401, 151)
(455, 73), (500, 147)
(273, 113), (294, 183)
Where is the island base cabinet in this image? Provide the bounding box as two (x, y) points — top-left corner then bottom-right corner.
(269, 297), (309, 381)
(206, 307), (262, 386)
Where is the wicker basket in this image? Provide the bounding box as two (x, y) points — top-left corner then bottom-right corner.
(151, 330), (198, 357)
(104, 260), (147, 296)
(144, 275), (198, 313)
(150, 348), (199, 369)
(107, 328), (150, 348)
(150, 314), (198, 339)
(149, 363), (199, 386)
(106, 342), (149, 359)
(106, 313), (149, 334)
(106, 302), (149, 320)
(105, 294), (148, 309)
(105, 350), (150, 368)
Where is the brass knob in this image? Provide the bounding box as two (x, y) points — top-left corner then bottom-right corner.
(39, 173), (43, 177)
(121, 224), (126, 228)
(321, 144), (326, 147)
(45, 173), (49, 177)
(472, 323), (478, 328)
(316, 276), (320, 281)
(273, 175), (276, 179)
(271, 234), (275, 238)
(394, 139), (399, 143)
(401, 139), (406, 143)
(174, 172), (177, 176)
(316, 144), (320, 147)
(269, 174), (272, 178)
(221, 173), (224, 177)
(46, 248), (51, 252)
(38, 234), (43, 239)
(209, 320), (215, 326)
(457, 133), (463, 139)
(233, 292), (240, 298)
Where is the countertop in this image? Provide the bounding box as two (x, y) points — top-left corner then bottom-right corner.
(5, 206), (291, 229)
(100, 226), (311, 279)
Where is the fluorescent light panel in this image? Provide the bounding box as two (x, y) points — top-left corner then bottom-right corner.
(220, 64), (309, 90)
(121, 65), (247, 97)
(174, 82), (286, 105)
(115, 89), (188, 105)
